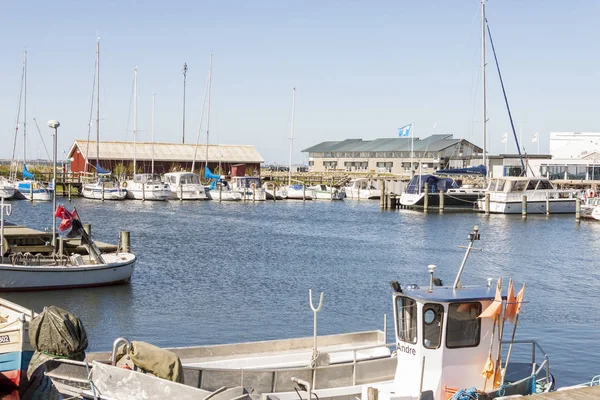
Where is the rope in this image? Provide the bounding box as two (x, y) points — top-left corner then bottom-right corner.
(451, 387), (479, 400)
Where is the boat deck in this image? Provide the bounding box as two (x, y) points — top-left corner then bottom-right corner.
(3, 225), (117, 254)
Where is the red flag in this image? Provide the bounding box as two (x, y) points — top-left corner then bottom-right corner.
(55, 205), (74, 232)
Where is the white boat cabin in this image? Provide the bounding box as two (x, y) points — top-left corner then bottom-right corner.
(486, 177), (557, 193)
(164, 172), (201, 186)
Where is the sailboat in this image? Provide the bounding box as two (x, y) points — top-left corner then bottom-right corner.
(201, 55), (241, 202)
(82, 39), (127, 201)
(12, 51), (52, 201)
(283, 88), (314, 200)
(123, 67), (171, 201)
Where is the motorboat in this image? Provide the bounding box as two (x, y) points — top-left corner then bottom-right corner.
(400, 175), (484, 209)
(309, 184), (344, 200)
(476, 177), (578, 214)
(203, 167), (242, 201)
(82, 176), (127, 200)
(0, 178), (15, 199)
(230, 176), (267, 201)
(163, 171), (208, 200)
(284, 184), (315, 200)
(123, 173), (170, 201)
(343, 178), (380, 200)
(264, 184), (287, 200)
(13, 180), (52, 201)
(0, 299), (35, 391)
(0, 206), (136, 290)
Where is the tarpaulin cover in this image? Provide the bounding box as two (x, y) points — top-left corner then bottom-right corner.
(116, 341), (184, 383)
(435, 164), (487, 176)
(27, 306), (88, 379)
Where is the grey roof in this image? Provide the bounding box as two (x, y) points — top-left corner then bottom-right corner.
(302, 135), (482, 153)
(69, 140), (264, 163)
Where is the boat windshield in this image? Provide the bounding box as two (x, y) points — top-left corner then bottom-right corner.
(405, 175), (459, 194)
(396, 296), (417, 344)
(510, 180), (528, 192)
(446, 302), (481, 348)
(181, 174), (200, 185)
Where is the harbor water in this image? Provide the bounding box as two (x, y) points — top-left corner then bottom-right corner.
(4, 199), (600, 388)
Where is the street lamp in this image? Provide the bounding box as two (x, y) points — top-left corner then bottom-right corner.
(48, 120), (60, 252)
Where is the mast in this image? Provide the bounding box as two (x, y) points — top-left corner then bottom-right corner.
(151, 94), (155, 174)
(133, 66), (138, 175)
(191, 57), (210, 174)
(481, 0), (488, 181)
(23, 51), (27, 170)
(96, 38), (100, 173)
(182, 63), (187, 144)
(288, 87), (296, 186)
(205, 55), (212, 172)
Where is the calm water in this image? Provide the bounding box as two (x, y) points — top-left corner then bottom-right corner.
(3, 198), (600, 387)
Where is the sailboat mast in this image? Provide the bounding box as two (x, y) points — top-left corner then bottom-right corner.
(23, 51), (27, 169)
(481, 0), (488, 181)
(133, 66), (138, 175)
(152, 94), (155, 174)
(182, 63), (187, 144)
(205, 55), (212, 171)
(96, 39), (100, 172)
(288, 87), (296, 186)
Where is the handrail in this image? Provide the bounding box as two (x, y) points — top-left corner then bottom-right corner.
(501, 339), (550, 385)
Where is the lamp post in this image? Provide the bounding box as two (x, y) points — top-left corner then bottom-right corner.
(48, 120), (60, 252)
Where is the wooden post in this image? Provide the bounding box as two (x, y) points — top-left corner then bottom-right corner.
(357, 185), (360, 201)
(58, 237), (64, 258)
(273, 185), (277, 202)
(485, 192), (490, 215)
(423, 182), (429, 212)
(303, 185), (306, 201)
(121, 231), (131, 253)
(179, 184), (183, 201)
(367, 387), (378, 400)
(68, 183), (72, 202)
(29, 184), (33, 202)
(380, 181), (386, 209)
(142, 184), (146, 201)
(101, 181), (105, 201)
(576, 197), (581, 223)
(252, 185), (256, 202)
(546, 192), (550, 215)
(387, 191), (393, 209)
(62, 168), (66, 196)
(219, 184), (222, 202)
(439, 189), (444, 213)
(522, 195), (527, 219)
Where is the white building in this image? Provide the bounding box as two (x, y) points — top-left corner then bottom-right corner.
(549, 132), (600, 159)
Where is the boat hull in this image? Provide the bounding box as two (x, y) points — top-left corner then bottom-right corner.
(343, 189), (379, 200)
(0, 351), (33, 391)
(0, 188), (15, 199)
(14, 189), (52, 201)
(286, 188), (314, 200)
(0, 253), (136, 291)
(476, 199), (576, 214)
(125, 188), (170, 201)
(168, 186), (208, 200)
(206, 190), (242, 201)
(82, 187), (127, 200)
(400, 192), (480, 208)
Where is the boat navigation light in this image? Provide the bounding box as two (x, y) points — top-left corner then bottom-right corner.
(428, 264), (437, 291)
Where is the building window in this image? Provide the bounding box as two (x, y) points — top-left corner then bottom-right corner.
(446, 302), (481, 348)
(308, 161), (314, 167)
(396, 296), (417, 344)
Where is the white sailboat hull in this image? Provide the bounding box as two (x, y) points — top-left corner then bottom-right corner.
(17, 190), (52, 201)
(124, 182), (170, 201)
(343, 188), (379, 200)
(0, 187), (15, 199)
(206, 189), (242, 201)
(82, 186), (127, 200)
(0, 253), (136, 291)
(235, 188), (267, 201)
(286, 187), (315, 200)
(168, 184), (208, 200)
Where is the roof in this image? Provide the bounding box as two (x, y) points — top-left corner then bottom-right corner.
(399, 285), (507, 302)
(69, 140), (264, 163)
(302, 135), (481, 153)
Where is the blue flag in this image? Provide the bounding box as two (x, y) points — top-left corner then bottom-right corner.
(398, 124), (413, 137)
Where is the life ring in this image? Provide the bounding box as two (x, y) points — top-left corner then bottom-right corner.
(122, 181), (128, 188)
(33, 182), (38, 190)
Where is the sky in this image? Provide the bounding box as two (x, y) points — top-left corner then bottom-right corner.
(1, 0), (599, 166)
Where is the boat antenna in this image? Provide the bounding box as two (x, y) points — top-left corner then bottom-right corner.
(453, 226), (482, 289)
(182, 62), (187, 144)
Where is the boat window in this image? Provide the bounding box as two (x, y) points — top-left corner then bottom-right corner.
(536, 180), (553, 190)
(446, 302), (481, 349)
(496, 180), (505, 191)
(526, 180), (538, 190)
(511, 180), (527, 192)
(170, 176), (177, 184)
(396, 296), (417, 344)
(423, 303), (444, 349)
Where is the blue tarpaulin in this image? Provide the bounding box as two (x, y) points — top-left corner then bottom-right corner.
(96, 162), (111, 174)
(435, 165), (486, 176)
(22, 164), (34, 179)
(204, 166), (221, 180)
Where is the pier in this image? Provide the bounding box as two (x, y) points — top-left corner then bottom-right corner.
(531, 386), (600, 398)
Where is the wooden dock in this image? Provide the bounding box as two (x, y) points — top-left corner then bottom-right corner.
(531, 386), (600, 399)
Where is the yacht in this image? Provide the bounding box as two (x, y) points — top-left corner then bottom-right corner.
(308, 184), (344, 200)
(164, 172), (208, 200)
(477, 177), (578, 214)
(0, 178), (15, 199)
(123, 173), (170, 201)
(230, 176), (266, 201)
(400, 175), (484, 209)
(14, 180), (52, 201)
(82, 176), (127, 200)
(285, 184), (315, 200)
(343, 178), (380, 200)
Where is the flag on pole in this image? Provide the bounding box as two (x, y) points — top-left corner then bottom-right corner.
(532, 132), (539, 143)
(515, 283), (526, 315)
(478, 279), (503, 319)
(501, 133), (508, 144)
(504, 279), (517, 323)
(398, 123), (413, 137)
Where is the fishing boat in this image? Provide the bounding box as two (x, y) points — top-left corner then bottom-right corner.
(122, 68), (170, 201)
(82, 176), (127, 200)
(164, 171), (208, 200)
(230, 176), (267, 201)
(343, 178), (380, 200)
(399, 175), (484, 209)
(476, 176), (578, 214)
(0, 299), (35, 391)
(308, 184), (344, 200)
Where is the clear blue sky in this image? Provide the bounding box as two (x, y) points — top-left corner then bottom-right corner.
(1, 0), (598, 165)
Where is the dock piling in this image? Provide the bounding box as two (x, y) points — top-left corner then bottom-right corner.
(179, 184), (183, 201)
(423, 182), (429, 212)
(485, 192), (490, 215)
(101, 182), (105, 201)
(58, 237), (64, 257)
(522, 195), (527, 219)
(546, 192), (550, 215)
(121, 231), (131, 253)
(68, 184), (72, 202)
(576, 197), (581, 223)
(219, 184), (222, 202)
(142, 184), (146, 201)
(29, 184), (33, 202)
(439, 189), (445, 213)
(380, 181), (386, 209)
(303, 185), (306, 201)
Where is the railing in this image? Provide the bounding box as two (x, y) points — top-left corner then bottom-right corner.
(501, 339), (551, 387)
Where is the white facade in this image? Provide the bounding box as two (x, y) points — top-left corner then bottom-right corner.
(549, 132), (600, 159)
